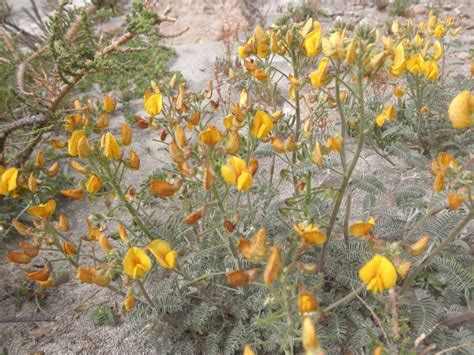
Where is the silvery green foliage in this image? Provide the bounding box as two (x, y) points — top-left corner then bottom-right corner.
(118, 169), (473, 353)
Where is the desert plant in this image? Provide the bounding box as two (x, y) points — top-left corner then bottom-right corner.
(2, 7), (473, 355)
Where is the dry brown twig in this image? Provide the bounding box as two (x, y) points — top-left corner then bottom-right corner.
(0, 4), (177, 166)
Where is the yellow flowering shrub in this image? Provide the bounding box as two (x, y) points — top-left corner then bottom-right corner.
(1, 10), (473, 355)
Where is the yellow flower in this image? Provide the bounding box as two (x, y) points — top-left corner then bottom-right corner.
(322, 31), (345, 58)
(407, 236), (429, 256)
(103, 95), (116, 113)
(123, 291), (135, 313)
(302, 317), (322, 355)
(99, 234), (113, 253)
(433, 40), (442, 60)
(35, 150), (44, 167)
(325, 136), (343, 152)
(71, 160), (88, 174)
(264, 246), (281, 285)
(86, 174), (102, 193)
(299, 290), (318, 314)
(376, 105), (396, 127)
(220, 156), (253, 192)
(0, 167), (18, 195)
(431, 152), (459, 192)
(423, 60), (439, 81)
(123, 247), (152, 279)
(304, 28), (322, 58)
(359, 255), (397, 293)
(226, 129), (241, 155)
(349, 216), (375, 237)
(448, 91), (473, 129)
(406, 53), (426, 75)
(394, 87), (405, 98)
(77, 267), (110, 287)
(28, 199), (56, 219)
(390, 43), (406, 77)
(68, 130), (86, 156)
(391, 20), (399, 34)
(120, 123), (133, 146)
(288, 74), (301, 102)
(101, 132), (122, 160)
(345, 38), (357, 64)
(243, 345), (256, 355)
(311, 142), (324, 167)
(310, 57), (331, 88)
(147, 239), (177, 269)
(434, 23), (446, 38)
(237, 228), (267, 262)
(251, 111), (273, 139)
(144, 92), (163, 116)
(199, 125), (223, 146)
(294, 222), (327, 245)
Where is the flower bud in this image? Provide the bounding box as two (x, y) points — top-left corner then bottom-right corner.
(129, 150), (140, 170)
(264, 246), (281, 285)
(118, 223), (129, 241)
(203, 165), (215, 190)
(248, 158), (259, 176)
(28, 173), (37, 192)
(35, 150), (45, 167)
(120, 123), (133, 146)
(86, 174), (102, 194)
(60, 188), (85, 200)
(63, 241), (77, 256)
(99, 234), (113, 253)
(407, 236), (429, 256)
(45, 162), (59, 177)
(150, 180), (180, 197)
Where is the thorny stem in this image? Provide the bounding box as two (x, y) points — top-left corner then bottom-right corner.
(290, 48), (301, 195)
(319, 60), (367, 271)
(400, 209), (473, 295)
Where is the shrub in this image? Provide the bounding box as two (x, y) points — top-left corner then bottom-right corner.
(1, 8), (473, 354)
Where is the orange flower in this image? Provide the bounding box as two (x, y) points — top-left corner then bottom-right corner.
(299, 290), (318, 313)
(101, 132), (122, 160)
(60, 189), (85, 200)
(63, 241), (77, 256)
(226, 270), (250, 286)
(6, 251), (32, 264)
(349, 217), (375, 237)
(28, 199), (56, 219)
(150, 180), (180, 197)
(26, 263), (51, 282)
(294, 222), (327, 245)
(103, 95), (116, 113)
(264, 246), (281, 285)
(237, 228), (267, 262)
(448, 193), (464, 210)
(120, 123), (133, 146)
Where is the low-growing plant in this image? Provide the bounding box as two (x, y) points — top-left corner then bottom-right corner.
(1, 8), (473, 355)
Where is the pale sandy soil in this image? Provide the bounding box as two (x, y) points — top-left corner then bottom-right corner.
(0, 0), (473, 354)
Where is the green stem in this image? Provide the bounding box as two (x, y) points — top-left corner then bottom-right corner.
(103, 162), (154, 240)
(319, 61), (367, 271)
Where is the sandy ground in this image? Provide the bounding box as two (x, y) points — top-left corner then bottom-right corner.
(1, 0), (473, 354)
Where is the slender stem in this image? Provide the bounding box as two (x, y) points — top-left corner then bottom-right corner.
(400, 210), (473, 295)
(319, 61), (366, 271)
(103, 162), (154, 240)
(323, 285), (365, 313)
(136, 279), (155, 308)
(343, 192), (352, 247)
